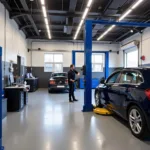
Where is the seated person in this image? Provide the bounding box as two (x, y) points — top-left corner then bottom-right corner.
(25, 68), (35, 79)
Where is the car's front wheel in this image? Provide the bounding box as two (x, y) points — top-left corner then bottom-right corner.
(95, 91), (103, 108)
(128, 106), (148, 139)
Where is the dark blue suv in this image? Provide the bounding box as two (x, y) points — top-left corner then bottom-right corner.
(95, 68), (150, 139)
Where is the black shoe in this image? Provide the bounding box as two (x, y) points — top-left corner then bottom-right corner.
(69, 100), (74, 103)
(74, 99), (78, 101)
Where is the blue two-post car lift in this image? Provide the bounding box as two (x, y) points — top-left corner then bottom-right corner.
(0, 47), (4, 150)
(83, 19), (150, 112)
(0, 21), (150, 149)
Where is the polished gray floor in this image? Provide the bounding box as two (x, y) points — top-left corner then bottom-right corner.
(2, 89), (150, 150)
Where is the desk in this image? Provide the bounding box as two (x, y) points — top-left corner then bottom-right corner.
(25, 78), (38, 92)
(4, 85), (29, 112)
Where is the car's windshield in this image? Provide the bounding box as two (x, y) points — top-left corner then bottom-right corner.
(52, 73), (67, 77)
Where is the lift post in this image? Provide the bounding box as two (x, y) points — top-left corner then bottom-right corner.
(83, 20), (93, 112)
(0, 47), (4, 150)
(83, 19), (150, 112)
(72, 50), (109, 112)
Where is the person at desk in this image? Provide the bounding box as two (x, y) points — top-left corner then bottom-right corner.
(25, 68), (35, 79)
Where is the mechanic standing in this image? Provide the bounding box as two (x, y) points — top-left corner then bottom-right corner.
(68, 64), (80, 102)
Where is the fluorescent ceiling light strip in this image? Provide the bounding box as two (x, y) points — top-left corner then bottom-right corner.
(76, 26), (81, 34)
(74, 27), (81, 39)
(82, 8), (89, 20)
(48, 31), (50, 35)
(45, 18), (48, 25)
(132, 0), (143, 9)
(42, 6), (47, 18)
(79, 20), (84, 27)
(47, 29), (49, 34)
(47, 28), (51, 40)
(97, 25), (116, 41)
(47, 29), (50, 33)
(41, 0), (45, 5)
(74, 0), (93, 40)
(87, 0), (93, 8)
(74, 21), (83, 40)
(40, 0), (51, 39)
(74, 35), (77, 40)
(97, 35), (104, 41)
(119, 9), (132, 21)
(48, 32), (51, 39)
(74, 11), (87, 39)
(46, 24), (49, 30)
(107, 25), (115, 32)
(97, 0), (144, 41)
(47, 27), (51, 39)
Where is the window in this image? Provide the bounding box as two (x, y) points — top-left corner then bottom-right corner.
(107, 72), (120, 84)
(44, 53), (63, 72)
(119, 72), (143, 84)
(125, 50), (138, 68)
(92, 54), (103, 72)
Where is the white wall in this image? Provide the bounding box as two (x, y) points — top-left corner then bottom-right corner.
(28, 40), (120, 68)
(119, 27), (150, 67)
(0, 2), (27, 65)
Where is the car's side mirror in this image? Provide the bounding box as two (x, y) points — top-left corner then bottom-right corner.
(100, 77), (105, 84)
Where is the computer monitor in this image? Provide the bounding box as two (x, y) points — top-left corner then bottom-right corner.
(9, 73), (14, 85)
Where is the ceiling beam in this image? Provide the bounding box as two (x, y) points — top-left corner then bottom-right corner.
(11, 14), (27, 19)
(10, 10), (100, 18)
(113, 31), (131, 42)
(26, 36), (78, 41)
(19, 0), (39, 36)
(113, 17), (150, 42)
(27, 29), (119, 35)
(19, 24), (33, 30)
(26, 36), (108, 41)
(0, 0), (11, 11)
(21, 23), (78, 28)
(14, 17), (28, 37)
(68, 0), (78, 34)
(27, 29), (72, 33)
(0, 0), (29, 37)
(102, 0), (114, 14)
(10, 10), (147, 21)
(69, 0), (77, 12)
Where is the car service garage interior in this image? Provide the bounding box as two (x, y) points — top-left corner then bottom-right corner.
(1, 0), (150, 150)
